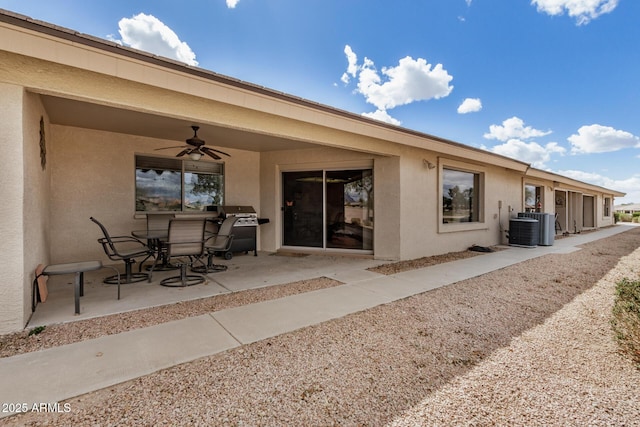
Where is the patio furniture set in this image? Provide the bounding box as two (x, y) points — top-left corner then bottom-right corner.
(32, 215), (237, 316)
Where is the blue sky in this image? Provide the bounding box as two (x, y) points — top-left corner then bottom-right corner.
(2, 0), (639, 203)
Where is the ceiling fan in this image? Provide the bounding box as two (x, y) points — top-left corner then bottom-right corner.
(155, 126), (230, 160)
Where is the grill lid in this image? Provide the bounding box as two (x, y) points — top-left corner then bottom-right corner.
(219, 205), (256, 217)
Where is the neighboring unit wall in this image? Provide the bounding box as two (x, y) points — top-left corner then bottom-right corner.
(525, 172), (619, 233)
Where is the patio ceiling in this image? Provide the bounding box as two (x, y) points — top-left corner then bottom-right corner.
(40, 94), (317, 152)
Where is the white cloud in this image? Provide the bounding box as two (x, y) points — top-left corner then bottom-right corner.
(568, 124), (640, 154)
(226, 0), (240, 8)
(341, 45), (358, 84)
(357, 55), (453, 111)
(457, 98), (482, 114)
(341, 45), (453, 124)
(113, 13), (198, 66)
(466, 0), (473, 6)
(484, 117), (551, 142)
(362, 109), (402, 126)
(486, 139), (566, 168)
(531, 0), (618, 25)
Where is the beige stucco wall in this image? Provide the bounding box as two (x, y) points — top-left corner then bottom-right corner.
(22, 91), (51, 328)
(0, 85), (51, 334)
(0, 83), (26, 334)
(258, 146), (400, 258)
(259, 143), (528, 261)
(48, 125), (260, 265)
(398, 151), (524, 260)
(371, 156), (401, 259)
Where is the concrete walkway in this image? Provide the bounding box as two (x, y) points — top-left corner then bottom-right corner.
(0, 225), (634, 418)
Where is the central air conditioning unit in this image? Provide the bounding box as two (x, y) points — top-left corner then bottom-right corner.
(509, 218), (539, 248)
(518, 212), (555, 246)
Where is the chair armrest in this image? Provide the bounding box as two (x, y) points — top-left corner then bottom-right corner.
(204, 233), (232, 242)
(204, 233), (234, 251)
(97, 236), (152, 260)
(109, 235), (148, 246)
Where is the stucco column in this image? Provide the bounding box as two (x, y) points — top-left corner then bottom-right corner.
(0, 83), (26, 334)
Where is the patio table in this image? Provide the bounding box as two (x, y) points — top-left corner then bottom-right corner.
(34, 261), (120, 314)
(132, 229), (174, 271)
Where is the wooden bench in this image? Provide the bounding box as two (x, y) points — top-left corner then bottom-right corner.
(33, 261), (120, 315)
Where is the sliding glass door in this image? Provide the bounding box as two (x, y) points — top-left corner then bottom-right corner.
(282, 171), (324, 247)
(282, 169), (373, 251)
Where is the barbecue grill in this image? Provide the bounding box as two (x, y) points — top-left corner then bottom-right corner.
(217, 206), (268, 256)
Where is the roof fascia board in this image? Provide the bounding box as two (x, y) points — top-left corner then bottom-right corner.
(526, 167), (625, 197)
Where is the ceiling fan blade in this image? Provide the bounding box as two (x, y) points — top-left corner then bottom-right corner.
(200, 147), (221, 160)
(186, 137), (205, 148)
(154, 145), (188, 151)
(176, 148), (191, 157)
(202, 146), (231, 157)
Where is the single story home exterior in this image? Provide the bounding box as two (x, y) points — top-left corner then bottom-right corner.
(614, 204), (640, 216)
(0, 9), (624, 334)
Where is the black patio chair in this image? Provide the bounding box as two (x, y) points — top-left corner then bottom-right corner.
(150, 218), (207, 287)
(90, 217), (154, 284)
(192, 216), (237, 273)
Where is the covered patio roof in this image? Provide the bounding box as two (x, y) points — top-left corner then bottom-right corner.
(39, 94), (317, 154)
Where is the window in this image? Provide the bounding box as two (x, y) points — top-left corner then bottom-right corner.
(135, 155), (224, 212)
(442, 168), (481, 223)
(525, 184), (543, 212)
(604, 197), (611, 217)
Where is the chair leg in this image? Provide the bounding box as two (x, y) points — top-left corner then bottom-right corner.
(179, 264), (188, 286)
(104, 259), (148, 284)
(138, 253), (154, 272)
(160, 259), (206, 287)
(74, 272), (81, 315)
(191, 251), (228, 273)
(102, 265), (121, 300)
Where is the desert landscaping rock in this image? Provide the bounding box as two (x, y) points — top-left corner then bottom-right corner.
(2, 228), (639, 426)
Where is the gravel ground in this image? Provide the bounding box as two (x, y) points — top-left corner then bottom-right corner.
(3, 228), (640, 426)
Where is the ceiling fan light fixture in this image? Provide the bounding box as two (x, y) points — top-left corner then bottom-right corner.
(189, 151), (203, 161)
